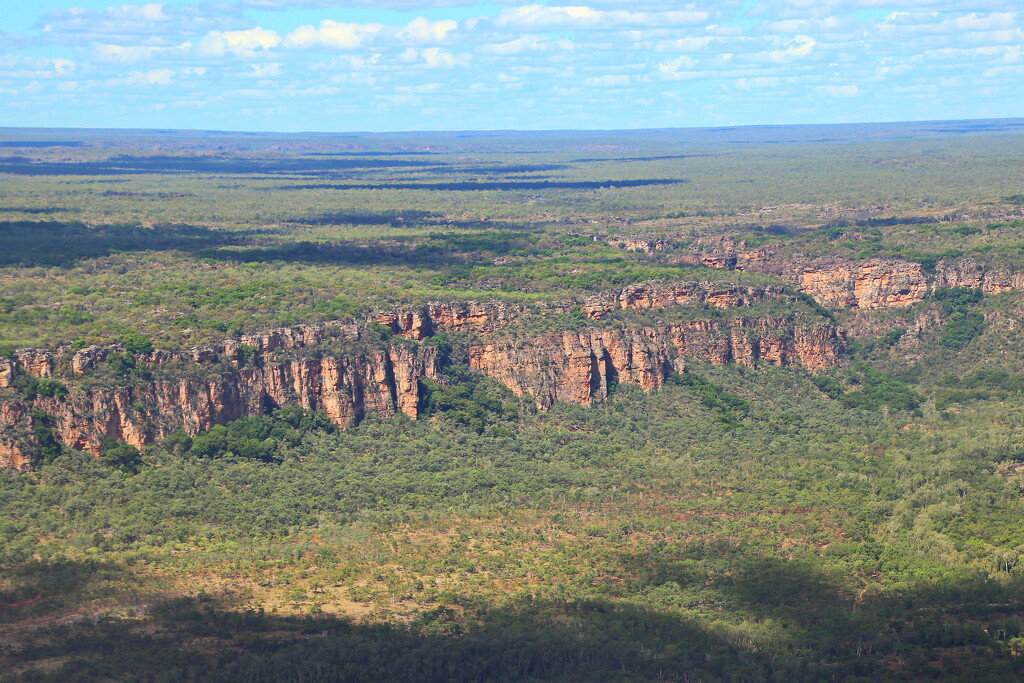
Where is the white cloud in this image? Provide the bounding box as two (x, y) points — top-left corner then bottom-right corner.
(493, 5), (709, 31)
(144, 68), (174, 84)
(479, 35), (573, 55)
(763, 16), (842, 33)
(247, 62), (283, 77)
(658, 56), (695, 73)
(93, 42), (192, 65)
(243, 0), (475, 8)
(583, 74), (631, 87)
(105, 68), (174, 87)
(281, 16), (457, 52)
(197, 28), (281, 57)
(767, 34), (816, 62)
(879, 11), (1016, 36)
(422, 47), (467, 68)
(395, 17), (458, 44)
(901, 43), (1024, 72)
(5, 0), (1024, 130)
(39, 2), (246, 46)
(316, 54), (382, 72)
(813, 84), (860, 97)
(397, 82), (442, 93)
(734, 76), (782, 89)
(0, 56), (76, 79)
(653, 36), (716, 53)
(282, 21), (380, 50)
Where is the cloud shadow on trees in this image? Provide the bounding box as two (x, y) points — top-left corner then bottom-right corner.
(195, 229), (540, 269)
(0, 155), (449, 177)
(6, 554), (1024, 681)
(0, 221), (254, 268)
(280, 178), (687, 192)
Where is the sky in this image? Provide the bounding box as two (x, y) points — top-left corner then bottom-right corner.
(0, 0), (1022, 132)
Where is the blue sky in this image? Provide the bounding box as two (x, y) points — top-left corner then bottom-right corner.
(1, 1), (1021, 132)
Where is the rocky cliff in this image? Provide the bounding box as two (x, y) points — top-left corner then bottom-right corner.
(675, 249), (1024, 309)
(375, 281), (800, 338)
(0, 342), (441, 469)
(470, 319), (843, 409)
(0, 280), (841, 469)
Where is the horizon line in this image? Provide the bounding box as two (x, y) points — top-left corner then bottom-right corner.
(2, 116), (1024, 138)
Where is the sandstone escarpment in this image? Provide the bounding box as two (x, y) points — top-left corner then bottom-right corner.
(606, 237), (675, 253)
(1, 343), (440, 468)
(0, 401), (33, 470)
(376, 281), (798, 339)
(1, 280), (842, 469)
(795, 260), (930, 309)
(676, 249), (1024, 310)
(470, 319), (843, 409)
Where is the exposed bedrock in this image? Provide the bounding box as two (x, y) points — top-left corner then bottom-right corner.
(0, 281), (841, 469)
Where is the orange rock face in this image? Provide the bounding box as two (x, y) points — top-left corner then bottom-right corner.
(0, 402), (32, 470)
(606, 237), (674, 253)
(378, 282), (798, 338)
(376, 301), (531, 339)
(1, 340), (440, 466)
(469, 319), (843, 409)
(679, 250), (1024, 309)
(796, 260), (930, 309)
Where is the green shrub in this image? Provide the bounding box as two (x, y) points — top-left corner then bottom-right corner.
(100, 438), (143, 473)
(939, 312), (985, 349)
(183, 407), (336, 462)
(418, 367), (518, 434)
(28, 408), (63, 463)
(668, 370), (749, 424)
(933, 287), (983, 313)
(839, 364), (922, 413)
(13, 375), (68, 401)
(118, 330), (154, 355)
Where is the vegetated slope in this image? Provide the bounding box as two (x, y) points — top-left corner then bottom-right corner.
(3, 366), (1024, 680)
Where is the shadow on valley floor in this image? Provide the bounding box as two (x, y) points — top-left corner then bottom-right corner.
(0, 155), (447, 176)
(0, 219), (542, 269)
(0, 208), (81, 215)
(280, 178), (687, 192)
(4, 556), (1024, 682)
(0, 221), (253, 268)
(196, 227), (544, 268)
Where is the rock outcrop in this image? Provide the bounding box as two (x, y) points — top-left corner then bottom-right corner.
(1, 341), (440, 469)
(675, 249), (1024, 309)
(0, 401), (33, 470)
(0, 280), (842, 469)
(376, 281), (798, 339)
(606, 237), (675, 253)
(470, 319), (842, 409)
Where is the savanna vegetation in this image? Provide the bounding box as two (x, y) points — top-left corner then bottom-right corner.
(4, 121), (1024, 680)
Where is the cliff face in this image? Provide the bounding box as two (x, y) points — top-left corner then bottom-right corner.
(0, 280), (841, 469)
(470, 320), (843, 409)
(792, 258), (1024, 309)
(376, 281), (798, 339)
(795, 260), (930, 309)
(0, 401), (33, 470)
(675, 250), (1024, 309)
(0, 343), (440, 469)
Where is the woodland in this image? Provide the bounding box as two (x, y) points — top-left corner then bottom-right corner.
(3, 120), (1024, 680)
